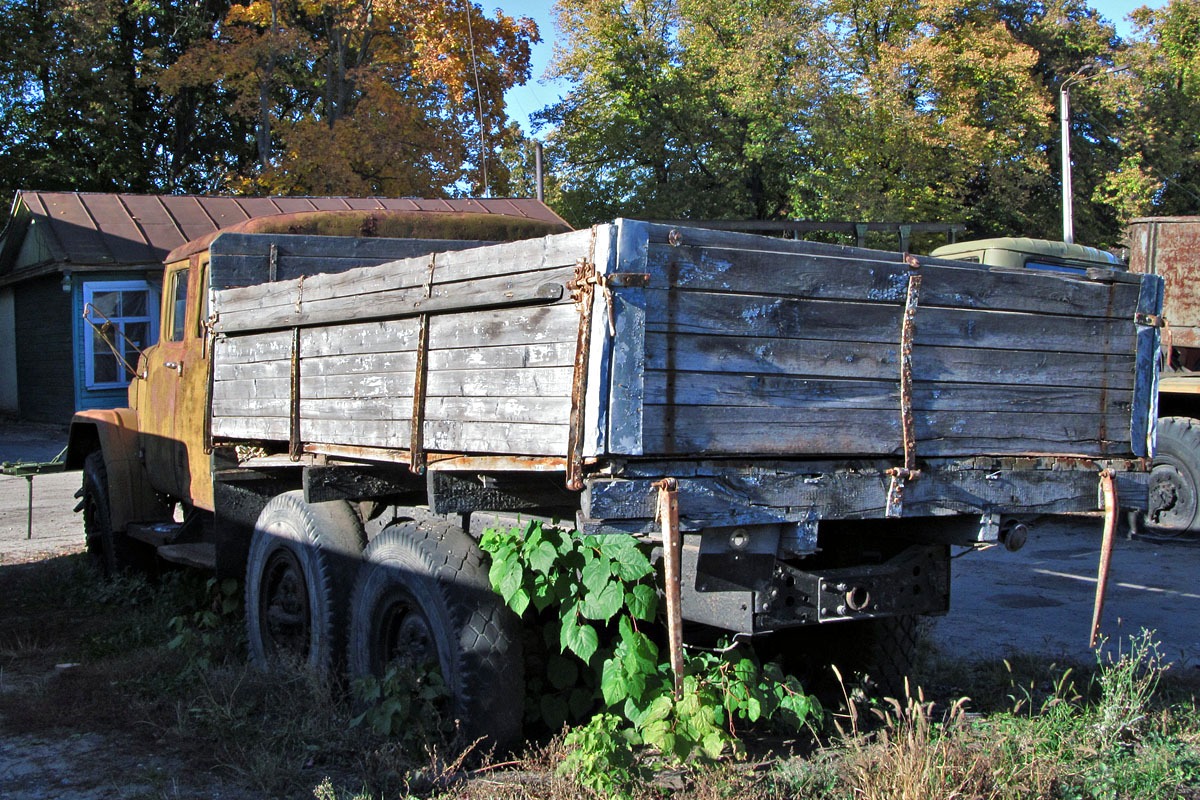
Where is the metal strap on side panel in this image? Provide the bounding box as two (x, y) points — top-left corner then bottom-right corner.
(410, 254), (437, 474)
(288, 326), (302, 461)
(566, 227), (599, 491)
(886, 257), (923, 517)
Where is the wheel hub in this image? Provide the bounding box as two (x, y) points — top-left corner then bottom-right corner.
(259, 547), (311, 660)
(1148, 462), (1194, 531)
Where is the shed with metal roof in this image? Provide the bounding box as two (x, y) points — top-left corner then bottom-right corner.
(0, 191), (568, 422)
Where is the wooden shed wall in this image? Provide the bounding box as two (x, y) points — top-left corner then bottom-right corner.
(15, 275), (75, 423)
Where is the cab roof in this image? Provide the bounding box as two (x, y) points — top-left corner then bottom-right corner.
(930, 237), (1122, 266)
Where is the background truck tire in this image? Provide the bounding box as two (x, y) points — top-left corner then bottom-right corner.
(82, 451), (157, 577)
(765, 614), (919, 702)
(245, 491), (365, 673)
(1143, 416), (1200, 536)
(346, 519), (524, 750)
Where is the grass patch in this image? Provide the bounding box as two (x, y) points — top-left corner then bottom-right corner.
(0, 552), (1198, 799)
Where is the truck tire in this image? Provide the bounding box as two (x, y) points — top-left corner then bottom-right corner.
(1143, 416), (1200, 536)
(766, 615), (919, 702)
(346, 519), (524, 750)
(82, 451), (156, 577)
(245, 491), (365, 673)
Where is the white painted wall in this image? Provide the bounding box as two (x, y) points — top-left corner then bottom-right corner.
(0, 287), (17, 414)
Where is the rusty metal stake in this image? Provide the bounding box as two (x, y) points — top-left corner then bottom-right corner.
(25, 474), (33, 539)
(655, 477), (684, 698)
(1090, 469), (1119, 648)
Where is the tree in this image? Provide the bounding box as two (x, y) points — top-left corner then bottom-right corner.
(1107, 0), (1200, 221)
(539, 0), (830, 226)
(160, 0), (539, 196)
(0, 0), (242, 200)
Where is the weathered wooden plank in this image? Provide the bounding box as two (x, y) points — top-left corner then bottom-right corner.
(425, 419), (568, 455)
(213, 331), (295, 364)
(213, 376), (293, 400)
(229, 367), (572, 401)
(425, 367), (573, 398)
(646, 241), (1142, 320)
(213, 229), (594, 314)
(297, 395), (570, 423)
(645, 290), (1134, 355)
(427, 304), (580, 351)
(290, 305), (577, 359)
(300, 372), (416, 399)
(301, 351), (418, 378)
(216, 268), (573, 333)
(646, 332), (1135, 391)
(644, 372), (1133, 415)
(299, 417), (567, 455)
(301, 319), (421, 357)
(583, 467), (1148, 526)
(424, 395), (572, 422)
(213, 359), (291, 381)
(298, 342), (576, 379)
(299, 397), (412, 421)
(212, 397), (291, 417)
(209, 233), (496, 290)
(301, 418), (410, 449)
(608, 220), (649, 456)
(641, 406), (1133, 458)
(211, 415), (289, 440)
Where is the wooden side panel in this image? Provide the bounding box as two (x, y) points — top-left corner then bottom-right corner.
(635, 226), (1148, 459)
(210, 231), (590, 456)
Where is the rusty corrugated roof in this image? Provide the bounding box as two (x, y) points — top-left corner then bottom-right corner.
(1, 191), (569, 273)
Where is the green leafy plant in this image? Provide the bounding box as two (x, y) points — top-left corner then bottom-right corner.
(350, 661), (451, 742)
(167, 576), (243, 672)
(481, 521), (821, 794)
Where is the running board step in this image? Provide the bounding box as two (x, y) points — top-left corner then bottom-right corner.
(128, 522), (183, 547)
(157, 543), (217, 571)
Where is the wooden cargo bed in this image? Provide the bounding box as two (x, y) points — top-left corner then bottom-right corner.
(209, 220), (1161, 472)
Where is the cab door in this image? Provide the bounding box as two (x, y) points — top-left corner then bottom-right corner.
(175, 255), (214, 511)
(140, 264), (190, 500)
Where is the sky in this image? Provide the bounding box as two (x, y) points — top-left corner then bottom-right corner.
(500, 0), (1152, 138)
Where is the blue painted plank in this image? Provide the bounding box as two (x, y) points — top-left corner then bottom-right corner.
(606, 219), (649, 455)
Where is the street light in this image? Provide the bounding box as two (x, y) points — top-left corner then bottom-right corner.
(1060, 64), (1129, 244)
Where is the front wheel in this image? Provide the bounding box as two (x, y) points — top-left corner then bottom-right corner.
(244, 491), (365, 673)
(82, 451), (156, 577)
(346, 519), (524, 749)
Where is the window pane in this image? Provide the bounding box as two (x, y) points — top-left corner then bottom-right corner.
(125, 321), (148, 350)
(170, 269), (189, 341)
(122, 291), (147, 317)
(93, 353), (118, 384)
(91, 291), (120, 319)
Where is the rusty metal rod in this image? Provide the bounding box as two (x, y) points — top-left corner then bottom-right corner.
(655, 477), (684, 698)
(25, 475), (33, 540)
(1090, 469), (1119, 648)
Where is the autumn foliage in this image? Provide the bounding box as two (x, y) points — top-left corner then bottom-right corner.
(158, 0), (538, 196)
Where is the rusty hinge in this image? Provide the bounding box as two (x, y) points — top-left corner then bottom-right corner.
(1135, 312), (1166, 328)
(607, 272), (650, 288)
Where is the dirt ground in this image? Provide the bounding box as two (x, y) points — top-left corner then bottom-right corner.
(1, 419), (1199, 796)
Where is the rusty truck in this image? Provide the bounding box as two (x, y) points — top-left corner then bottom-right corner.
(64, 210), (1159, 745)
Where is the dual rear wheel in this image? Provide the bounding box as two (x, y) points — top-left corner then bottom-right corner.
(244, 493), (523, 747)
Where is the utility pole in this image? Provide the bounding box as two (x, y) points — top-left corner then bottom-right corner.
(1060, 64), (1128, 244)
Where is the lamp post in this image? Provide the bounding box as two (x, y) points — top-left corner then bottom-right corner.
(1060, 64), (1128, 244)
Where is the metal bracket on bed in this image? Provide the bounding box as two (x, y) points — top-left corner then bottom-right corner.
(887, 256), (923, 517)
(409, 253), (437, 475)
(566, 228), (600, 491)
